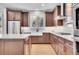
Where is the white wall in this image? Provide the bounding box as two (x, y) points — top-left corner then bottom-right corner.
(64, 4), (73, 27)
(0, 8), (7, 34)
(0, 9), (3, 34)
(2, 8), (7, 34)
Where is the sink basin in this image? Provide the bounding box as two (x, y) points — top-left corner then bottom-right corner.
(21, 32), (31, 34)
(57, 32), (71, 35)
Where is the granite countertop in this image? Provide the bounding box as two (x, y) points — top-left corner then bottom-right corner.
(0, 33), (43, 39)
(0, 27), (74, 42)
(50, 32), (74, 42)
(0, 34), (30, 39)
(42, 31), (74, 42)
(0, 32), (74, 42)
(42, 27), (74, 42)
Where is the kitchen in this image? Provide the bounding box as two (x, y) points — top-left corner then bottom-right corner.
(0, 3), (74, 55)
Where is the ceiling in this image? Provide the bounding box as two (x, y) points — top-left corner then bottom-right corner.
(0, 3), (60, 12)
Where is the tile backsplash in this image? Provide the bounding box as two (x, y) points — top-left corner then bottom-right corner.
(21, 26), (73, 34)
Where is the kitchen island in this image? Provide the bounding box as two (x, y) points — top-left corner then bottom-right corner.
(0, 34), (30, 55)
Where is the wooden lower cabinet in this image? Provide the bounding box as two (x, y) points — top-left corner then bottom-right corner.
(0, 40), (4, 55)
(4, 39), (24, 55)
(30, 33), (50, 44)
(50, 34), (54, 48)
(50, 34), (58, 54)
(64, 40), (73, 55)
(31, 36), (41, 44)
(0, 39), (24, 55)
(65, 43), (73, 55)
(50, 33), (73, 55)
(57, 37), (65, 55)
(42, 33), (50, 43)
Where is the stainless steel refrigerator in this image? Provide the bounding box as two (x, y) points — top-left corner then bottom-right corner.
(8, 21), (20, 34)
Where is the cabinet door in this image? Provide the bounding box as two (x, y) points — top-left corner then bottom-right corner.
(42, 33), (49, 43)
(7, 10), (22, 21)
(15, 12), (22, 21)
(65, 43), (73, 55)
(58, 20), (63, 26)
(8, 11), (15, 21)
(31, 36), (40, 44)
(65, 40), (73, 55)
(57, 38), (65, 55)
(52, 34), (55, 49)
(31, 36), (49, 44)
(4, 39), (24, 55)
(0, 40), (4, 55)
(45, 12), (54, 26)
(21, 12), (28, 26)
(49, 34), (53, 47)
(50, 34), (56, 50)
(54, 35), (58, 54)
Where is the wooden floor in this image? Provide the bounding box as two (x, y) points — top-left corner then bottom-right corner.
(24, 44), (56, 55)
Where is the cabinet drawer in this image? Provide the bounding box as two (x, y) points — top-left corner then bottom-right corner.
(65, 44), (73, 55)
(65, 39), (73, 46)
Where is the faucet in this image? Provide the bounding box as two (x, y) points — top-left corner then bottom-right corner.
(36, 27), (39, 32)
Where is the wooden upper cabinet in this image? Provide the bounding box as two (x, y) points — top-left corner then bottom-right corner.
(7, 11), (15, 20)
(7, 9), (28, 27)
(57, 6), (61, 16)
(21, 12), (28, 27)
(45, 12), (54, 26)
(7, 10), (22, 21)
(58, 19), (63, 26)
(15, 12), (22, 21)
